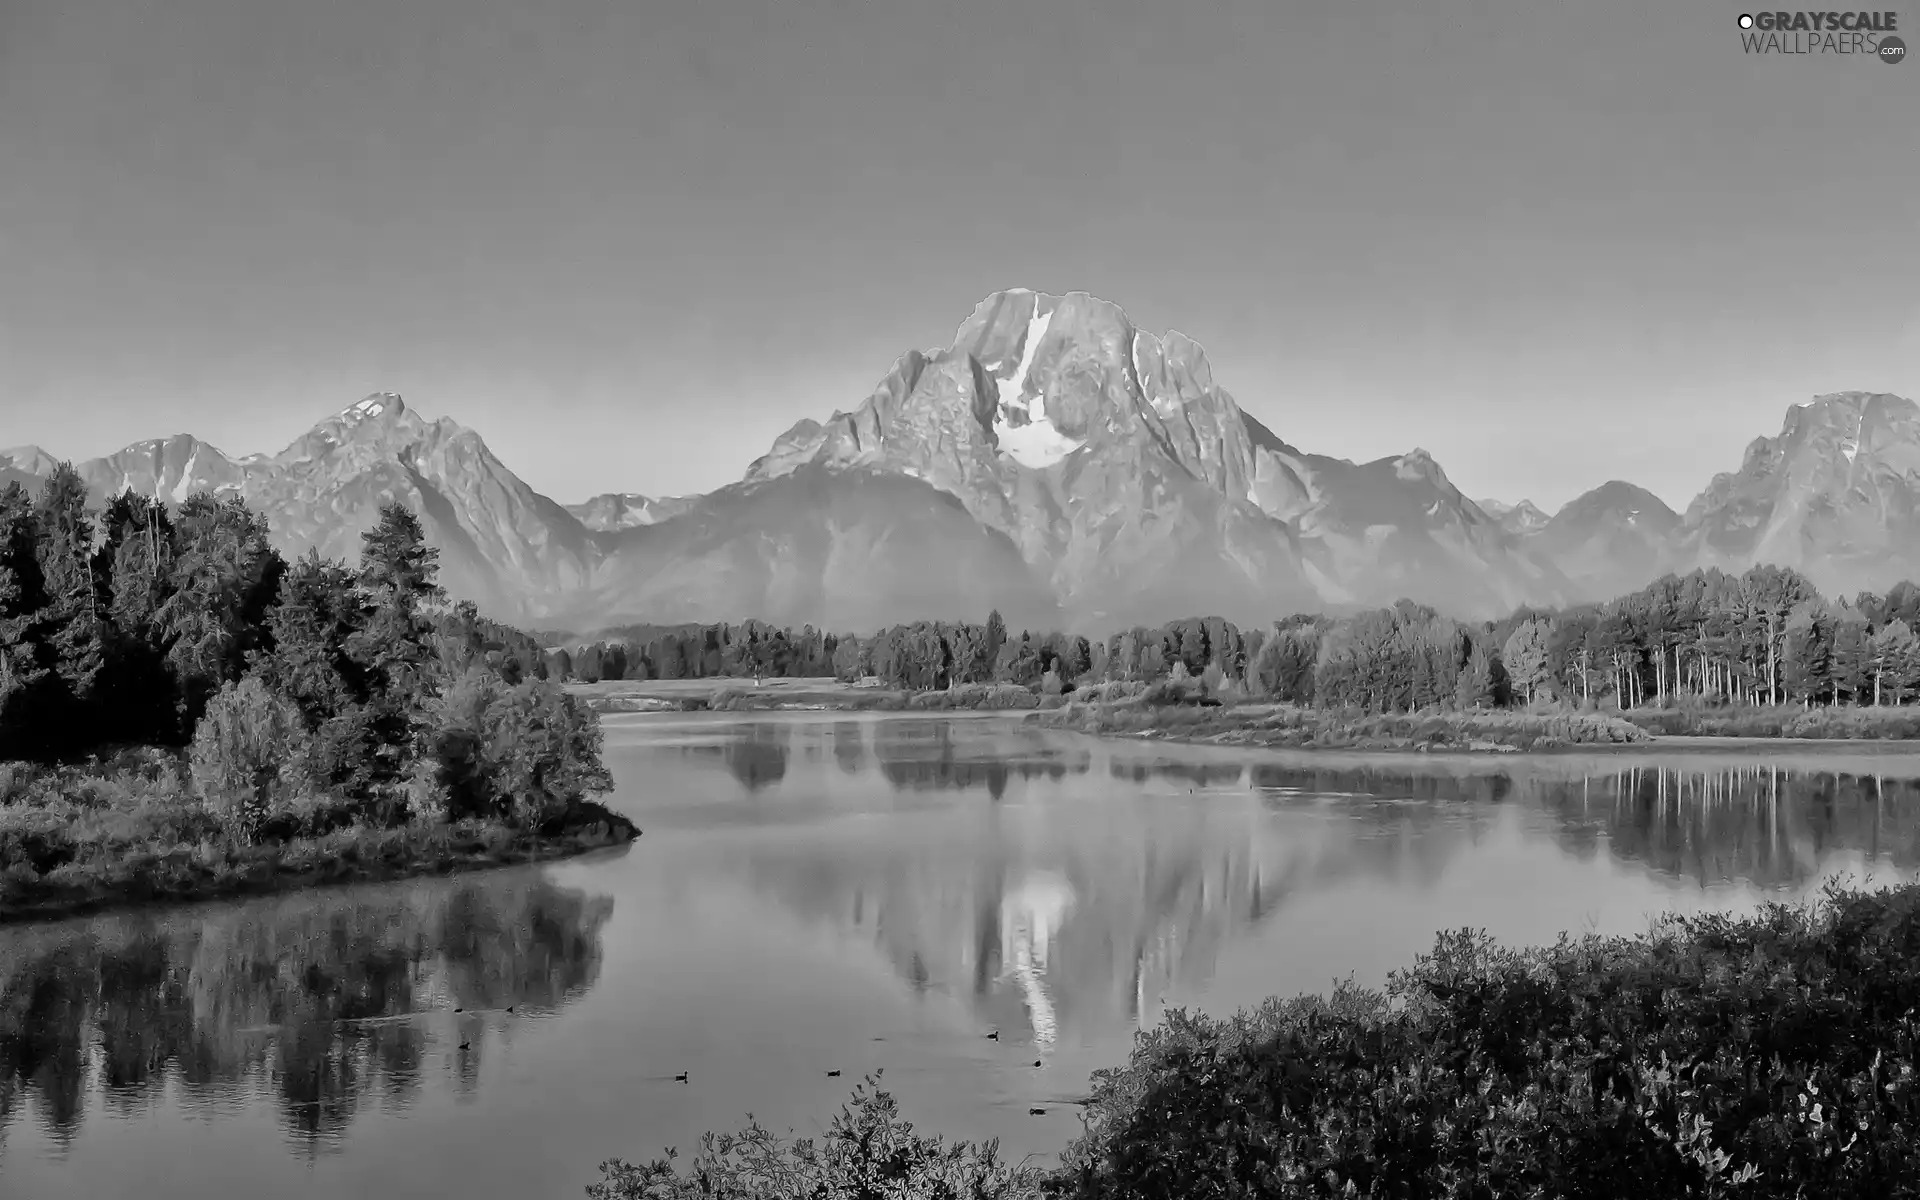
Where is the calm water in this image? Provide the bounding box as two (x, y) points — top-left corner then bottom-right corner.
(6, 714), (1920, 1199)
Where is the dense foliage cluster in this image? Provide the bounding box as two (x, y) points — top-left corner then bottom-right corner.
(1054, 880), (1920, 1199)
(0, 467), (614, 912)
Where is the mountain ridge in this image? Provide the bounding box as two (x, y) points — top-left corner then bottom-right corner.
(9, 294), (1914, 630)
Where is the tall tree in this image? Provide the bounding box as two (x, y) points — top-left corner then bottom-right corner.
(0, 484), (53, 756)
(159, 493), (287, 724)
(32, 464), (107, 717)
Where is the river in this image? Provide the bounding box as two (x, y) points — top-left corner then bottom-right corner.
(4, 713), (1919, 1198)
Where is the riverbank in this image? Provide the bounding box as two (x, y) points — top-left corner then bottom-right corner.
(592, 877), (1920, 1198)
(1032, 698), (1653, 752)
(0, 753), (638, 924)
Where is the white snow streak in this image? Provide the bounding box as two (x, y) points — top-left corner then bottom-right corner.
(994, 302), (1085, 469)
(171, 449), (198, 504)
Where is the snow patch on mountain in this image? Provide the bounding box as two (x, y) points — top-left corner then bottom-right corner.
(993, 302), (1084, 469)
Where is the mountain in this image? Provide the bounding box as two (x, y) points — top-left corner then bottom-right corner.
(11, 395), (599, 624)
(0, 445), (59, 493)
(1525, 481), (1682, 601)
(7, 394), (1054, 630)
(13, 300), (1914, 631)
(1478, 497), (1550, 537)
(565, 492), (700, 532)
(747, 289), (1568, 623)
(69, 434), (259, 503)
(1675, 391), (1920, 595)
(569, 465), (1057, 630)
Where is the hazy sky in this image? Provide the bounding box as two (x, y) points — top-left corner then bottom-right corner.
(2, 0), (1916, 511)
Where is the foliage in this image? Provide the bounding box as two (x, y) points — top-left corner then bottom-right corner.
(1054, 879), (1920, 1200)
(585, 1073), (1047, 1200)
(0, 747), (633, 920)
(0, 481), (625, 918)
(189, 676), (312, 841)
(1038, 700), (1648, 751)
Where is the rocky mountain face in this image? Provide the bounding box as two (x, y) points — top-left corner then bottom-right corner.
(14, 395), (598, 624)
(11, 394), (1054, 630)
(565, 492), (700, 532)
(747, 289), (1568, 623)
(14, 305), (1913, 631)
(1674, 391), (1920, 595)
(1478, 498), (1550, 537)
(1472, 392), (1920, 602)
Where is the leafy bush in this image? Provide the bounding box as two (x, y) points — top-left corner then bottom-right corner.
(1055, 880), (1920, 1199)
(189, 676), (312, 841)
(585, 1073), (1046, 1200)
(424, 670), (613, 827)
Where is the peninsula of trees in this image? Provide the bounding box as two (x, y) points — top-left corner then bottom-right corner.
(0, 468), (630, 922)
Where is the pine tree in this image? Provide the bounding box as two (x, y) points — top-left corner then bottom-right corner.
(32, 464), (107, 721)
(346, 502), (445, 788)
(0, 484), (54, 757)
(160, 493), (287, 724)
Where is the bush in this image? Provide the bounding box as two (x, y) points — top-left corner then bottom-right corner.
(189, 677), (312, 842)
(1055, 880), (1920, 1199)
(585, 1073), (1046, 1200)
(424, 670), (613, 826)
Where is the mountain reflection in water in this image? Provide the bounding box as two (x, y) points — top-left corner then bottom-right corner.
(6, 714), (1920, 1199)
(711, 721), (1920, 1055)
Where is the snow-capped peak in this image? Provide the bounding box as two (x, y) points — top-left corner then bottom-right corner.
(345, 393), (404, 419)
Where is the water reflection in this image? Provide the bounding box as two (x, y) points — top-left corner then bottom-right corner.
(0, 874), (613, 1158)
(714, 726), (1920, 1050)
(9, 717), (1920, 1199)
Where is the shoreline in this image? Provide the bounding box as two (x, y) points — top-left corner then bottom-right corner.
(565, 680), (1920, 753)
(0, 804), (640, 926)
(1033, 721), (1920, 756)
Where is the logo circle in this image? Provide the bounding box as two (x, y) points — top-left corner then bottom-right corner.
(1738, 13), (1754, 28)
(1881, 35), (1907, 63)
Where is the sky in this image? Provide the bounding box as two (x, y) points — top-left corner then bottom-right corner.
(1, 0), (1916, 512)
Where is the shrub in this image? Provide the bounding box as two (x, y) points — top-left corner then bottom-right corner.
(423, 670), (614, 826)
(1056, 880), (1920, 1199)
(189, 676), (312, 842)
(585, 1073), (1046, 1200)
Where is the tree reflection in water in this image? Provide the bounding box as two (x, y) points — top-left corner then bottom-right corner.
(733, 745), (1920, 1051)
(0, 874), (613, 1157)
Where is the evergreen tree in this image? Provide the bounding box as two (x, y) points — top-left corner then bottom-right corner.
(160, 493), (287, 724)
(0, 484), (54, 757)
(346, 503), (445, 788)
(32, 464), (107, 721)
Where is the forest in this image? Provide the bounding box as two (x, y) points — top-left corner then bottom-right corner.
(0, 467), (625, 919)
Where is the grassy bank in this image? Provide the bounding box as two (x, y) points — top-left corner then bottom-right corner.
(1035, 695), (1650, 752)
(571, 677), (1065, 714)
(1619, 703), (1920, 740)
(0, 750), (637, 924)
(590, 878), (1920, 1199)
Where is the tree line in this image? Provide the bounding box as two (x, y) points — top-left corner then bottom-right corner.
(554, 563), (1920, 714)
(0, 466), (603, 838)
